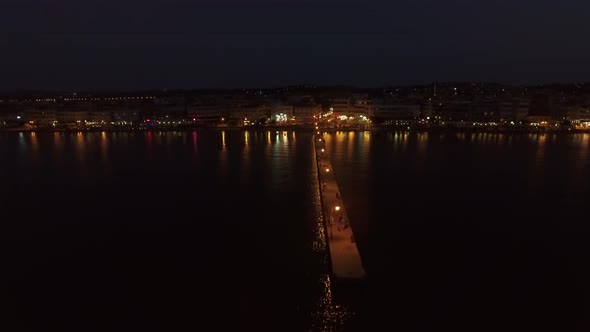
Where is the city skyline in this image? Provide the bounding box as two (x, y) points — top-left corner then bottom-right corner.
(2, 81), (590, 96)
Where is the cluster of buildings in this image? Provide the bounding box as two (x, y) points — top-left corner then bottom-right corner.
(321, 83), (590, 131)
(2, 83), (590, 131)
(0, 93), (322, 130)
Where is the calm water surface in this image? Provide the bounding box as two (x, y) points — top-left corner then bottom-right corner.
(2, 130), (590, 331)
(1, 130), (344, 331)
(327, 131), (590, 331)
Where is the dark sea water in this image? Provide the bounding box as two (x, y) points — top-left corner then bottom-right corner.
(326, 131), (590, 331)
(1, 130), (342, 331)
(2, 130), (590, 331)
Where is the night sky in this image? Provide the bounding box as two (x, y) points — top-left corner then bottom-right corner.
(2, 0), (590, 90)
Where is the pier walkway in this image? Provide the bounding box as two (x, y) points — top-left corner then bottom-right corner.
(315, 134), (366, 280)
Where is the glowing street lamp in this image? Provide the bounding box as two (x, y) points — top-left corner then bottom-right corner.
(330, 204), (341, 239)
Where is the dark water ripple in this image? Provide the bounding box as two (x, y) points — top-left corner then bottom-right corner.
(4, 130), (589, 331)
(0, 130), (344, 331)
(327, 131), (590, 331)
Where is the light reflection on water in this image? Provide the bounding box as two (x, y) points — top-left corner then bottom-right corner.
(53, 132), (64, 167)
(309, 143), (352, 331)
(416, 132), (428, 172)
(218, 131), (228, 179)
(2, 129), (347, 330)
(100, 131), (109, 163)
(75, 132), (86, 165)
(240, 131), (251, 183)
(29, 132), (39, 162)
(18, 132), (26, 154)
(4, 129), (589, 329)
(146, 131), (153, 161)
(325, 130), (590, 328)
(192, 131), (198, 157)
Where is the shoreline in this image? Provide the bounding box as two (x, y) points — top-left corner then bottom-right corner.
(321, 127), (590, 134)
(0, 125), (316, 133)
(2, 126), (590, 134)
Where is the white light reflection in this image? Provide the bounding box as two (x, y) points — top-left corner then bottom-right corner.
(30, 131), (39, 160)
(192, 131), (198, 156)
(100, 131), (109, 163)
(310, 151), (353, 331)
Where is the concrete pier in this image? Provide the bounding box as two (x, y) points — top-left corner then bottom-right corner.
(314, 134), (366, 281)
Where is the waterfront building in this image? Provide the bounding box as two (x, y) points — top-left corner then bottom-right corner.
(0, 105), (25, 128)
(369, 98), (421, 121)
(55, 103), (94, 128)
(270, 103), (294, 124)
(228, 104), (269, 126)
(437, 98), (472, 123)
(497, 97), (530, 122)
(187, 103), (226, 125)
(293, 105), (321, 125)
(26, 105), (57, 127)
(110, 106), (143, 125)
(328, 96), (371, 118)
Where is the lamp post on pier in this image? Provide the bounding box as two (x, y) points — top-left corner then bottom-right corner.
(330, 204), (340, 239)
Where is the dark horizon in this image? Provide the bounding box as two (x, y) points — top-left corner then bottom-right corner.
(2, 81), (590, 96)
(3, 0), (590, 91)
